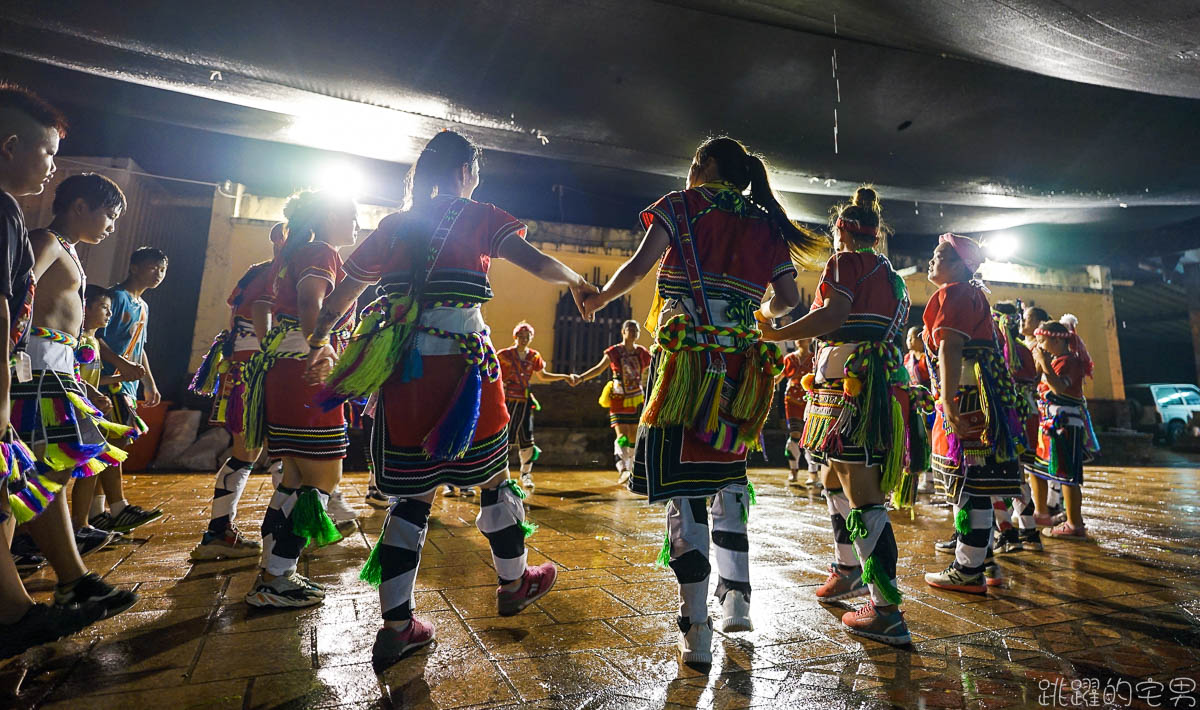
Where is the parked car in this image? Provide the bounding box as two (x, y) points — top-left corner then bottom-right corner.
(1127, 383), (1200, 444)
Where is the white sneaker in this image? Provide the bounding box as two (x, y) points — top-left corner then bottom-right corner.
(520, 472), (535, 491)
(326, 490), (358, 523)
(720, 590), (753, 632)
(678, 616), (713, 665)
(787, 469), (799, 485)
(443, 485), (459, 497)
(617, 468), (631, 485)
(917, 481), (936, 494)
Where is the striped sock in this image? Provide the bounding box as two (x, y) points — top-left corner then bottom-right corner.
(711, 486), (750, 602)
(260, 485), (302, 576)
(379, 498), (431, 621)
(952, 497), (993, 575)
(477, 482), (528, 584)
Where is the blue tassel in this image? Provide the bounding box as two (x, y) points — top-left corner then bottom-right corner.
(400, 345), (424, 383)
(422, 363), (482, 461)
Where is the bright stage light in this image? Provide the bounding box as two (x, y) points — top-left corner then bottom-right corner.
(314, 161), (367, 199)
(984, 232), (1019, 261)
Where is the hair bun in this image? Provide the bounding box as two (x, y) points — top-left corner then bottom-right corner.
(853, 186), (878, 209)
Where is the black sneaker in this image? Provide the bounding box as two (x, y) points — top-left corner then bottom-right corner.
(75, 525), (116, 557)
(11, 533), (45, 573)
(54, 573), (138, 619)
(1019, 528), (1044, 551)
(0, 602), (106, 660)
(934, 536), (958, 554)
(102, 505), (163, 533)
(88, 511), (115, 530)
(995, 527), (1023, 554)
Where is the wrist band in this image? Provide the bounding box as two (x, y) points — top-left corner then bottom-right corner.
(307, 335), (330, 348)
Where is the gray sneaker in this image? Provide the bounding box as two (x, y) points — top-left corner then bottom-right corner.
(245, 573), (325, 608)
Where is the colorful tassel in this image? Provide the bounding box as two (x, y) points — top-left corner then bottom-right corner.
(531, 445), (542, 462)
(655, 531), (671, 568)
(598, 381), (615, 408)
(879, 396), (906, 497)
(359, 534), (384, 587)
(189, 330), (229, 396)
(291, 488), (343, 547)
(616, 434), (631, 448)
(321, 295), (418, 409)
(519, 519), (538, 538)
(954, 507), (971, 536)
(421, 363), (482, 461)
(861, 556), (904, 606)
(845, 508), (868, 542)
(504, 479), (529, 500)
(740, 481), (757, 524)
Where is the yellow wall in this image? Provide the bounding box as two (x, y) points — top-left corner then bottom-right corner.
(189, 192), (1123, 401)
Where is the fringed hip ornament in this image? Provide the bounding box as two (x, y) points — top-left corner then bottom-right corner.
(640, 313), (780, 453)
(972, 350), (1026, 463)
(241, 321), (301, 450)
(420, 328), (501, 461)
(3, 437), (60, 524)
(891, 385), (936, 515)
(188, 329), (231, 396)
(319, 294), (418, 411)
(841, 340), (909, 496)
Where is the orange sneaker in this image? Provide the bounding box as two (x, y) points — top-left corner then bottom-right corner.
(841, 601), (911, 645)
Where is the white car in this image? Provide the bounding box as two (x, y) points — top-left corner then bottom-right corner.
(1127, 384), (1200, 444)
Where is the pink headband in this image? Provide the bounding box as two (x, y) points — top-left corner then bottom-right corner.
(269, 222), (286, 244)
(939, 233), (984, 274)
(513, 323), (534, 338)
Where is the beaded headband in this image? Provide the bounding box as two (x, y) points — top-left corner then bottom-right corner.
(1033, 327), (1069, 339)
(513, 322), (534, 338)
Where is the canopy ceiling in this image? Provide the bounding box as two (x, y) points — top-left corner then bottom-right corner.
(2, 0), (1198, 258)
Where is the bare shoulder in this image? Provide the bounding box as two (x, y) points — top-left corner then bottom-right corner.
(28, 228), (62, 257)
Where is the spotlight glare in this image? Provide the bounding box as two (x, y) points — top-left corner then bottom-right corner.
(985, 232), (1019, 261)
(315, 161), (367, 199)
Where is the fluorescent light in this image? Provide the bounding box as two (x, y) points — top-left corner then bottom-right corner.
(984, 231), (1019, 261)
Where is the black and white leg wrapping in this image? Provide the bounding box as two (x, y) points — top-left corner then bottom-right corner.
(378, 499), (431, 621)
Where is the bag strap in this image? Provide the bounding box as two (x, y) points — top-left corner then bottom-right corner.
(664, 192), (718, 343)
(394, 197), (469, 300)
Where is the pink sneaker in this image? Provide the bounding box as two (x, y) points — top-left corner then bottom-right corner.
(1033, 512), (1053, 527)
(497, 562), (558, 616)
(371, 617), (436, 671)
(1044, 522), (1087, 540)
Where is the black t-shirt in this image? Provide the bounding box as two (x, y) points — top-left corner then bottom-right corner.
(0, 191), (35, 353)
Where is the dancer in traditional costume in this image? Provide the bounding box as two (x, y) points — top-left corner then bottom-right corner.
(188, 223), (285, 561)
(758, 187), (928, 646)
(0, 86), (123, 657)
(574, 319), (652, 484)
(989, 301), (1041, 552)
(922, 235), (1026, 595)
(776, 341), (820, 488)
(1028, 321), (1091, 540)
(13, 173), (138, 618)
(304, 130), (594, 670)
(496, 322), (573, 491)
(240, 189), (359, 609)
(904, 326), (937, 495)
(582, 137), (824, 664)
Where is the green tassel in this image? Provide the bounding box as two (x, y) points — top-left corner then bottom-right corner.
(616, 434), (631, 448)
(746, 481), (757, 505)
(861, 556), (904, 605)
(655, 531), (671, 568)
(954, 506), (971, 537)
(531, 445), (542, 462)
(1048, 437), (1059, 476)
(504, 479), (528, 500)
(845, 508), (868, 541)
(880, 397), (906, 497)
(359, 535), (384, 587)
(519, 519), (538, 538)
(291, 488), (344, 547)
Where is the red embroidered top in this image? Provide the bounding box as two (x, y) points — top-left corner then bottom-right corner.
(1040, 351), (1085, 399)
(605, 344), (652, 395)
(812, 251), (907, 342)
(264, 241), (344, 321)
(498, 346), (545, 401)
(781, 350), (814, 405)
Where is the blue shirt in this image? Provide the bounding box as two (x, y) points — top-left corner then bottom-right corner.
(98, 288), (148, 398)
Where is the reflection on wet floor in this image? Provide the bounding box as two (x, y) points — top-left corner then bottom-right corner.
(3, 465), (1200, 709)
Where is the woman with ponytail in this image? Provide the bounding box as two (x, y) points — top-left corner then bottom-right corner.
(758, 186), (918, 646)
(581, 136), (820, 664)
(241, 189), (359, 610)
(303, 130), (595, 671)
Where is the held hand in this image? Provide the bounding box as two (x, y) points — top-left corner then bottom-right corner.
(754, 310), (782, 342)
(943, 401), (967, 436)
(568, 374), (580, 387)
(305, 344), (338, 385)
(570, 279), (600, 322)
(119, 360), (147, 382)
(582, 290), (612, 322)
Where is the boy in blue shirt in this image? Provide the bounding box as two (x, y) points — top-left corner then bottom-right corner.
(93, 247), (168, 533)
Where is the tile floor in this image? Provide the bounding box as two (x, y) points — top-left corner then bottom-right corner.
(3, 464), (1199, 709)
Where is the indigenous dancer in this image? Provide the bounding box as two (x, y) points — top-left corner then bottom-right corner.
(1028, 321), (1090, 540)
(574, 319), (652, 484)
(582, 137), (823, 664)
(990, 301), (1040, 552)
(1019, 304), (1063, 517)
(14, 173), (139, 617)
(0, 84), (114, 655)
(241, 189), (359, 609)
(758, 187), (924, 646)
(904, 326), (937, 495)
(304, 130), (593, 670)
(189, 223), (285, 561)
(496, 322), (573, 491)
(922, 235), (1025, 595)
(776, 340), (820, 488)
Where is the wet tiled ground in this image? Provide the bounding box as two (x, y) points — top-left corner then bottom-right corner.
(4, 464), (1200, 709)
